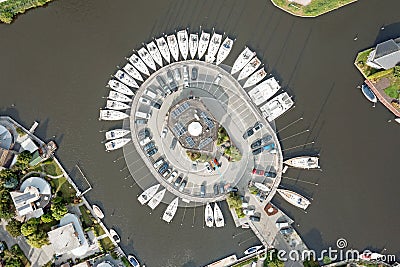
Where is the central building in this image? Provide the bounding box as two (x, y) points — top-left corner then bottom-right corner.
(167, 98), (219, 152)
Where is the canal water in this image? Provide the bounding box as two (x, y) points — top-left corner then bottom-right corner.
(0, 0), (399, 265)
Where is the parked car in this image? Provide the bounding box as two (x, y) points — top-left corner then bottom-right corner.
(249, 215), (261, 222)
(276, 221), (290, 229)
(135, 119), (147, 125)
(213, 184), (219, 195)
(151, 101), (162, 109)
(139, 96), (152, 105)
(158, 162), (169, 174)
(161, 127), (168, 138)
(205, 162), (213, 173)
(265, 171), (277, 178)
(243, 208), (255, 216)
(167, 69), (175, 83)
(138, 128), (150, 140)
(253, 121), (264, 133)
(200, 184), (206, 197)
(191, 67), (198, 80)
(168, 171), (178, 183)
(153, 158), (164, 168)
(174, 176), (183, 187)
(280, 227), (294, 235)
(146, 148), (158, 157)
(139, 137), (152, 146)
(179, 179), (187, 192)
(174, 68), (181, 80)
(183, 65), (189, 88)
(143, 141), (155, 151)
(219, 183), (225, 194)
(214, 74), (222, 85)
(252, 168), (265, 176)
(250, 135), (272, 149)
(243, 128), (255, 139)
(162, 169), (171, 178)
(170, 137), (177, 150)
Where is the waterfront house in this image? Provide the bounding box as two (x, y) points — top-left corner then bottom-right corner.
(0, 124), (17, 169)
(367, 38), (400, 70)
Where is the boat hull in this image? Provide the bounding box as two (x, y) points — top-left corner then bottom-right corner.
(105, 138), (130, 151)
(277, 189), (310, 210)
(162, 197), (179, 223)
(214, 202), (224, 227)
(361, 84), (377, 103)
(138, 184), (160, 205)
(284, 156), (320, 169)
(198, 31), (210, 59)
(205, 203), (214, 227)
(216, 37), (234, 65)
(105, 129), (130, 140)
(148, 188), (166, 210)
(92, 205), (104, 219)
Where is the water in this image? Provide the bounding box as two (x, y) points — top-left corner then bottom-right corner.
(1, 0), (399, 265)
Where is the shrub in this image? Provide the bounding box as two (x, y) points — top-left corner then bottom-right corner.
(6, 219), (22, 237)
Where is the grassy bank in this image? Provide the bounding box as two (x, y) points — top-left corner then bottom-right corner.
(270, 0), (356, 17)
(0, 0), (54, 24)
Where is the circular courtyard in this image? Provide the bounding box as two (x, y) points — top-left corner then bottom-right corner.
(123, 60), (283, 206)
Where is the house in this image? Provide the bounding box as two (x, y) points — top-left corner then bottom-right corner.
(0, 124), (17, 169)
(48, 213), (89, 256)
(367, 39), (400, 70)
(9, 177), (51, 220)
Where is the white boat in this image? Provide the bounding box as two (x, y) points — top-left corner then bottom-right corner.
(138, 184), (160, 205)
(189, 33), (199, 59)
(138, 47), (156, 71)
(105, 138), (130, 151)
(92, 205), (104, 219)
(162, 197), (179, 223)
(216, 37), (234, 65)
(147, 41), (163, 67)
(395, 118), (400, 124)
(244, 245), (263, 255)
(156, 36), (171, 64)
(359, 251), (385, 261)
(238, 57), (261, 80)
(284, 156), (320, 169)
(254, 182), (270, 192)
(114, 70), (139, 88)
(243, 68), (267, 88)
(167, 34), (179, 62)
(122, 63), (143, 82)
(361, 84), (377, 103)
(99, 110), (129, 121)
(108, 90), (132, 103)
(105, 129), (130, 140)
(106, 100), (130, 110)
(107, 79), (134, 96)
(260, 92), (294, 122)
(177, 29), (189, 60)
(147, 188), (166, 210)
(231, 47), (256, 75)
(128, 53), (150, 76)
(248, 77), (281, 106)
(277, 189), (311, 210)
(213, 203), (224, 228)
(206, 32), (222, 61)
(128, 255), (140, 267)
(110, 228), (121, 243)
(205, 203), (214, 227)
(198, 30), (210, 59)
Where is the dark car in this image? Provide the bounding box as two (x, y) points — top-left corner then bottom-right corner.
(146, 147), (158, 157)
(143, 141), (155, 151)
(213, 184), (219, 195)
(174, 176), (183, 187)
(265, 171), (277, 178)
(151, 101), (162, 109)
(280, 227), (294, 235)
(200, 184), (206, 197)
(135, 119), (147, 125)
(249, 215), (261, 222)
(170, 137), (177, 150)
(250, 135), (272, 149)
(243, 128), (254, 139)
(158, 162), (169, 174)
(253, 121), (263, 132)
(252, 147), (263, 155)
(191, 67), (198, 80)
(138, 128), (150, 140)
(156, 75), (167, 87)
(167, 69), (175, 83)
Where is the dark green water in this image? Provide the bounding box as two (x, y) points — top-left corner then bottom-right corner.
(0, 0), (399, 266)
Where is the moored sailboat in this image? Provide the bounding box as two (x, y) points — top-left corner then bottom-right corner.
(216, 37), (234, 65)
(105, 129), (130, 140)
(162, 197), (179, 223)
(99, 110), (129, 121)
(189, 33), (199, 59)
(238, 57), (261, 80)
(114, 70), (139, 88)
(147, 188), (166, 210)
(198, 30), (210, 60)
(284, 156), (320, 169)
(277, 189), (311, 210)
(231, 47), (256, 75)
(213, 202), (224, 227)
(156, 36), (171, 64)
(106, 100), (130, 110)
(177, 29), (189, 60)
(105, 138), (130, 151)
(107, 79), (134, 95)
(138, 184), (160, 205)
(122, 63), (144, 82)
(138, 47), (156, 71)
(128, 53), (150, 76)
(147, 41), (163, 67)
(108, 90), (132, 103)
(243, 68), (267, 88)
(167, 34), (179, 62)
(205, 203), (214, 227)
(206, 32), (222, 62)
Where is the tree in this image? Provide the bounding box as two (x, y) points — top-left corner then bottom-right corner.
(51, 202), (68, 221)
(4, 257), (23, 267)
(224, 146), (242, 162)
(14, 150), (32, 170)
(40, 213), (54, 223)
(0, 189), (14, 219)
(6, 219), (22, 237)
(20, 222), (37, 237)
(26, 230), (49, 248)
(264, 249), (284, 267)
(303, 256), (320, 267)
(0, 169), (17, 182)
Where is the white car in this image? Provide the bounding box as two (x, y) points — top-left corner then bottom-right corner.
(214, 74), (222, 85)
(205, 162), (213, 173)
(153, 158), (164, 168)
(161, 127), (168, 138)
(139, 137), (151, 146)
(139, 96), (152, 105)
(243, 208), (255, 216)
(162, 168), (171, 178)
(167, 171), (178, 183)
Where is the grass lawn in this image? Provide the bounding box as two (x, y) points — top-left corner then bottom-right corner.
(99, 236), (115, 252)
(49, 177), (77, 203)
(384, 85), (400, 99)
(42, 159), (63, 176)
(271, 0), (355, 17)
(355, 48), (378, 77)
(93, 223), (106, 236)
(79, 205), (94, 228)
(0, 0), (54, 24)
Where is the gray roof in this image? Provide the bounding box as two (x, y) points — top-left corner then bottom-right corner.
(371, 39), (400, 69)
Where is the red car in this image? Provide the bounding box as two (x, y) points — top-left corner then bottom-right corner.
(252, 168), (265, 176)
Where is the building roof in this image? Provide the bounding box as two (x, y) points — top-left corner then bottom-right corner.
(57, 213), (89, 256)
(0, 147), (16, 169)
(10, 186), (40, 216)
(72, 262), (91, 267)
(368, 39), (400, 70)
(48, 223), (81, 255)
(20, 138), (38, 153)
(0, 125), (13, 150)
(21, 177), (51, 195)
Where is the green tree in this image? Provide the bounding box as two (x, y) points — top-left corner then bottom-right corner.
(264, 249), (284, 267)
(0, 169), (17, 182)
(26, 230), (49, 248)
(14, 150), (32, 170)
(224, 146), (242, 162)
(51, 202), (68, 221)
(5, 219), (22, 237)
(4, 257), (23, 267)
(40, 213), (54, 223)
(303, 256), (320, 267)
(20, 218), (40, 237)
(0, 189), (14, 219)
